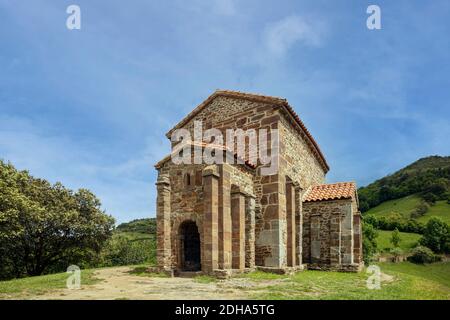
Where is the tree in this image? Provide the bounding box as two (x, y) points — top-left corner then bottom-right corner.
(362, 222), (378, 264)
(419, 217), (450, 253)
(0, 161), (115, 279)
(390, 228), (401, 248)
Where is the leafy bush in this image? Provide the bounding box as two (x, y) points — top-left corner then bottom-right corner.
(407, 246), (440, 264)
(363, 214), (425, 234)
(419, 217), (450, 253)
(362, 222), (378, 264)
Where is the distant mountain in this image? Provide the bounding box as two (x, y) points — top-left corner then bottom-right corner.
(358, 156), (450, 212)
(116, 218), (156, 235)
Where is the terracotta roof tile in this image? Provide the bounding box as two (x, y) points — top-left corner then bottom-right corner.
(165, 90), (330, 173)
(303, 182), (356, 202)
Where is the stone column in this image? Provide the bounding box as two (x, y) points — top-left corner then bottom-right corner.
(341, 204), (354, 265)
(245, 195), (256, 269)
(286, 181), (296, 267)
(295, 185), (303, 267)
(231, 185), (245, 270)
(218, 164), (232, 270)
(202, 165), (220, 273)
(156, 173), (171, 270)
(353, 212), (362, 264)
(257, 174), (286, 268)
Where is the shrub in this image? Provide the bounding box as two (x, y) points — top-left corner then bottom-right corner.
(362, 223), (378, 264)
(100, 234), (156, 267)
(365, 214), (425, 234)
(410, 202), (429, 219)
(390, 247), (404, 263)
(419, 217), (450, 253)
(390, 228), (401, 247)
(407, 246), (440, 264)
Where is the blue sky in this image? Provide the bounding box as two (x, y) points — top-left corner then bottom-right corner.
(1, 0), (449, 223)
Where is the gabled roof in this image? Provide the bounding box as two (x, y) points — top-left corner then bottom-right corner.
(303, 182), (357, 202)
(165, 90), (330, 173)
(154, 141), (256, 170)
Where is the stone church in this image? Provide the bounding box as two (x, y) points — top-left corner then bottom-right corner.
(155, 90), (363, 276)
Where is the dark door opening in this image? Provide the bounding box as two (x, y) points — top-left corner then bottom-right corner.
(180, 221), (201, 271)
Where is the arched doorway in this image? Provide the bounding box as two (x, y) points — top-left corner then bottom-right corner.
(179, 220), (201, 271)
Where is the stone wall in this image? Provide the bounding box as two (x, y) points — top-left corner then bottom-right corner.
(168, 95), (327, 269)
(302, 197), (361, 271)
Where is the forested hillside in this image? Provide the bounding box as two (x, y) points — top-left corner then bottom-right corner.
(358, 156), (450, 212)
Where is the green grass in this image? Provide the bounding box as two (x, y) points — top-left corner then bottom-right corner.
(365, 195), (450, 225)
(376, 230), (421, 253)
(115, 231), (154, 241)
(380, 261), (450, 288)
(237, 270), (287, 281)
(365, 195), (422, 219)
(245, 262), (450, 300)
(0, 269), (98, 298)
(418, 201), (450, 225)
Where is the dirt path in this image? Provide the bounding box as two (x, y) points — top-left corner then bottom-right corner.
(34, 267), (273, 300)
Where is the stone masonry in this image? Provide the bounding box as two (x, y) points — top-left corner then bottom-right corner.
(155, 90), (363, 275)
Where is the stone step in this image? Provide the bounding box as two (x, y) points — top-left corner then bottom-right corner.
(176, 271), (203, 278)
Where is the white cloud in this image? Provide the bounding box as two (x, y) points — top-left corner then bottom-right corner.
(264, 15), (324, 57)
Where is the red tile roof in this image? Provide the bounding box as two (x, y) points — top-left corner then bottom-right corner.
(165, 90), (330, 173)
(303, 182), (356, 202)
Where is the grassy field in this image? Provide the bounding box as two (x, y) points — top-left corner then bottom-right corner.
(1, 262), (449, 300)
(365, 195), (450, 224)
(242, 262), (450, 300)
(418, 201), (450, 224)
(376, 230), (421, 253)
(365, 195), (421, 218)
(0, 269), (98, 298)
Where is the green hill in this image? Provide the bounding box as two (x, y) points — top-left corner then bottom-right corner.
(116, 218), (156, 235)
(365, 195), (450, 225)
(358, 155), (450, 212)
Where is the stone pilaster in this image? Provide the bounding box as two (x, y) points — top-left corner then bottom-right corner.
(295, 185), (303, 266)
(245, 195), (256, 269)
(256, 173), (286, 268)
(231, 185), (245, 270)
(353, 212), (362, 264)
(203, 165), (220, 273)
(286, 181), (296, 267)
(341, 204), (354, 264)
(156, 173), (171, 270)
(218, 164), (232, 269)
